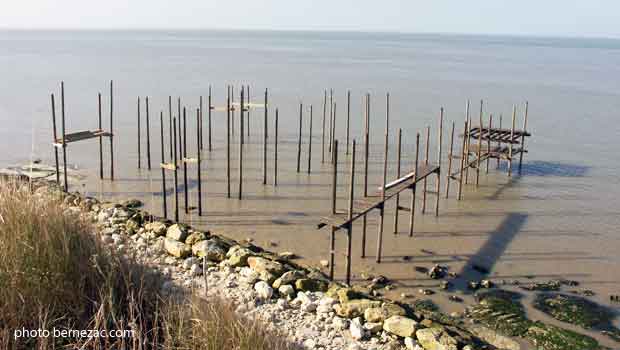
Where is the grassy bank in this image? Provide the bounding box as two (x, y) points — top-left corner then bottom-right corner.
(0, 180), (297, 350)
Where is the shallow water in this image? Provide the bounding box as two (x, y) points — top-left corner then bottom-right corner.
(1, 30), (619, 347)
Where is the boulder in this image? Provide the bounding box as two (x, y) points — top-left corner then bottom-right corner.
(145, 221), (167, 236)
(469, 325), (521, 350)
(185, 231), (207, 245)
(226, 245), (253, 267)
(247, 257), (285, 283)
(334, 299), (382, 318)
(164, 238), (191, 258)
(295, 278), (328, 292)
(415, 327), (458, 350)
(363, 322), (383, 334)
(350, 317), (367, 340)
(254, 281), (273, 300)
(166, 224), (188, 242)
(125, 219), (140, 235)
(383, 315), (419, 338)
(272, 270), (305, 289)
(337, 287), (364, 304)
(364, 303), (406, 323)
(278, 284), (295, 298)
(121, 198), (143, 208)
(192, 240), (226, 262)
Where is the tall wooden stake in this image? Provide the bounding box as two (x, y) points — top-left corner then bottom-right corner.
(160, 111), (167, 219)
(173, 118), (179, 222)
(197, 108), (202, 216)
(464, 100), (471, 184)
(376, 93), (389, 264)
(226, 89), (231, 198)
(346, 90), (351, 155)
(409, 133), (420, 236)
(146, 96), (151, 170)
(361, 93), (370, 258)
(457, 120), (468, 200)
(98, 93), (103, 179)
(274, 109), (279, 186)
(519, 102), (529, 173)
(168, 96), (173, 161)
(321, 90), (326, 163)
(421, 126), (430, 213)
(435, 108), (444, 216)
(109, 80), (114, 180)
(308, 105), (313, 174)
(263, 88), (268, 184)
(50, 94), (60, 185)
(486, 114), (493, 174)
(508, 105), (517, 177)
(346, 139), (356, 285)
(476, 100), (483, 186)
(183, 108), (188, 213)
(297, 103), (303, 173)
(446, 121), (455, 198)
(328, 89), (333, 153)
(393, 128), (402, 234)
(137, 96), (141, 169)
(61, 82), (68, 192)
(238, 88), (244, 199)
(329, 140), (338, 279)
(208, 86), (213, 152)
(331, 102), (337, 163)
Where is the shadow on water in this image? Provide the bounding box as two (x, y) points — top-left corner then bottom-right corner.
(509, 161), (590, 177)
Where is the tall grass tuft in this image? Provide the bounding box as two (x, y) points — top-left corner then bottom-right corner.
(0, 181), (298, 350)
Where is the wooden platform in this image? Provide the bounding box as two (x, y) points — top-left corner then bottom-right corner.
(464, 127), (531, 144)
(53, 129), (112, 147)
(318, 164), (439, 230)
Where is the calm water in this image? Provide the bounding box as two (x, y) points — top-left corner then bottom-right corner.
(1, 30), (620, 343)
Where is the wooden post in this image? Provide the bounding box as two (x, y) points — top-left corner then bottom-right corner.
(208, 86), (213, 152)
(321, 89), (326, 163)
(361, 93), (370, 258)
(274, 109), (279, 186)
(240, 86), (245, 146)
(246, 85), (250, 140)
(476, 100), (483, 186)
(98, 93), (103, 179)
(519, 102), (529, 173)
(173, 117), (179, 222)
(61, 82), (68, 192)
(331, 102), (337, 163)
(346, 90), (351, 155)
(109, 80), (114, 180)
(263, 88), (268, 184)
(409, 133), (420, 236)
(199, 95), (203, 151)
(445, 121), (455, 198)
(168, 96), (173, 161)
(146, 96), (151, 170)
(457, 121), (468, 200)
(328, 89), (333, 153)
(238, 88), (244, 199)
(329, 140), (338, 279)
(183, 108), (188, 213)
(497, 115), (502, 169)
(178, 98), (182, 157)
(346, 139), (356, 285)
(486, 114), (493, 174)
(464, 100), (471, 184)
(231, 86), (235, 137)
(421, 126), (430, 214)
(226, 90), (231, 198)
(508, 105), (517, 177)
(393, 128), (402, 234)
(435, 108), (443, 217)
(308, 105), (313, 174)
(137, 96), (141, 169)
(297, 103), (303, 173)
(197, 108), (202, 216)
(50, 94), (60, 185)
(376, 93), (389, 264)
(160, 111), (168, 219)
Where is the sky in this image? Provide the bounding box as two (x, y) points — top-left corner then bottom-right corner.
(1, 0), (619, 38)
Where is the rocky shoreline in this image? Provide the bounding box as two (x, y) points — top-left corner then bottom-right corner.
(12, 176), (620, 350)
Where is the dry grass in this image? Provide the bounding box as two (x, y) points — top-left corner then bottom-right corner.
(0, 180), (298, 350)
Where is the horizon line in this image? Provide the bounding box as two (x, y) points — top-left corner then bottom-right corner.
(1, 26), (619, 41)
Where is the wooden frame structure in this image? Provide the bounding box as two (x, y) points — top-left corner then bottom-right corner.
(445, 101), (531, 200)
(51, 81), (114, 192)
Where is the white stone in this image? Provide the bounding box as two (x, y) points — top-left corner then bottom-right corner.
(254, 281), (273, 300)
(279, 284), (295, 297)
(349, 317), (367, 340)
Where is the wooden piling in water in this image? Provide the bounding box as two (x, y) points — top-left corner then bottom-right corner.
(393, 128), (402, 234)
(476, 100), (483, 186)
(508, 105), (517, 177)
(297, 102), (303, 173)
(375, 93), (389, 264)
(464, 100), (471, 184)
(346, 90), (351, 155)
(50, 94), (60, 185)
(146, 96), (151, 170)
(61, 82), (68, 192)
(345, 139), (356, 285)
(178, 98), (183, 157)
(238, 88), (244, 199)
(199, 95), (203, 151)
(183, 108), (189, 213)
(98, 93), (103, 179)
(160, 111), (168, 219)
(409, 133), (420, 236)
(486, 114), (493, 174)
(328, 89), (333, 153)
(322, 90), (326, 163)
(208, 86), (213, 152)
(331, 102), (337, 163)
(308, 105), (313, 174)
(109, 80), (114, 180)
(421, 126), (430, 214)
(274, 109), (279, 186)
(497, 115), (502, 169)
(197, 108), (202, 216)
(361, 93), (370, 258)
(519, 102), (529, 173)
(168, 96), (173, 161)
(231, 86), (235, 137)
(226, 90), (231, 198)
(263, 88), (268, 184)
(247, 85), (250, 140)
(329, 140), (338, 279)
(445, 121), (455, 198)
(435, 108), (443, 217)
(240, 86), (245, 146)
(173, 117), (179, 222)
(137, 96), (141, 169)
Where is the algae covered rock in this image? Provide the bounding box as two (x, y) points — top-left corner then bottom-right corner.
(273, 270), (305, 289)
(185, 231), (207, 245)
(533, 293), (614, 329)
(295, 278), (328, 292)
(145, 221), (167, 236)
(415, 327), (458, 350)
(164, 237), (191, 258)
(334, 299), (381, 318)
(166, 223), (188, 242)
(125, 219), (140, 235)
(226, 245), (253, 267)
(192, 240), (226, 261)
(364, 303), (407, 323)
(247, 256), (285, 283)
(382, 315), (418, 338)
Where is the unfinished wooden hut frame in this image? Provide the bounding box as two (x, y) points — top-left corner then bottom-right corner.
(445, 101), (531, 200)
(51, 81), (115, 192)
(317, 96), (444, 284)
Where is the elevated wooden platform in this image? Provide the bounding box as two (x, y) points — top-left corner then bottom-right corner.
(464, 127), (531, 144)
(53, 129), (112, 147)
(318, 164), (439, 230)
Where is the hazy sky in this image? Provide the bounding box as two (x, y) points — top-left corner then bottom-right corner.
(1, 0), (618, 38)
